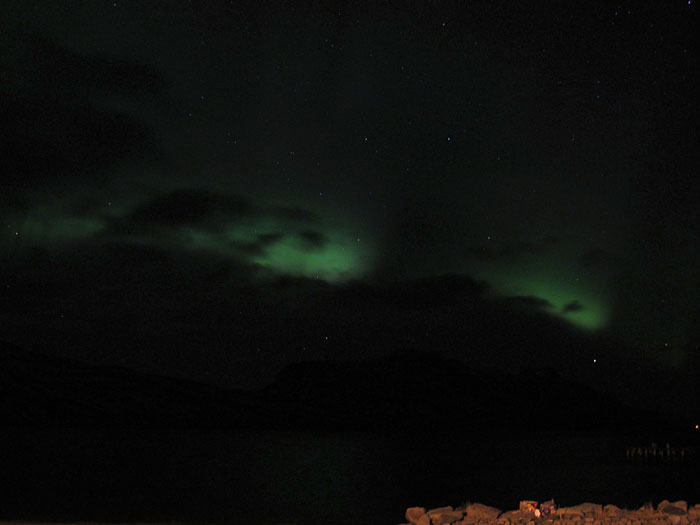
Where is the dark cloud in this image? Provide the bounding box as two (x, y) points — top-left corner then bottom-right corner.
(258, 232), (284, 246)
(1, 35), (164, 189)
(466, 236), (560, 262)
(102, 191), (329, 265)
(298, 230), (327, 250)
(502, 295), (554, 310)
(119, 189), (254, 230)
(562, 300), (584, 313)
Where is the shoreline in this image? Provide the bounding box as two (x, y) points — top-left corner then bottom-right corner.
(403, 500), (699, 525)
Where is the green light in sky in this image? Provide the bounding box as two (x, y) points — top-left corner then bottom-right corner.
(467, 258), (611, 330)
(183, 218), (371, 282)
(12, 193), (373, 283)
(252, 230), (366, 282)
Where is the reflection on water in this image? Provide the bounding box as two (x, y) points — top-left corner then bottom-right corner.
(0, 430), (697, 524)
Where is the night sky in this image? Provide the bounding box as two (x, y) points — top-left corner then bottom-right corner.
(2, 1), (699, 392)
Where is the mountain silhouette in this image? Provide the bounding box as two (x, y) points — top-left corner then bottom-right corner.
(1, 340), (677, 431)
(261, 350), (675, 431)
(0, 340), (288, 428)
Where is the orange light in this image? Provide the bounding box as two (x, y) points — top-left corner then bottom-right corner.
(695, 425), (699, 429)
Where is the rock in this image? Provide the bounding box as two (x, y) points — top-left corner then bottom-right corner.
(466, 503), (501, 520)
(672, 501), (689, 512)
(658, 500), (672, 512)
(628, 509), (647, 520)
(689, 506), (700, 519)
(428, 506), (454, 517)
(428, 509), (464, 524)
(417, 515), (431, 525)
(499, 510), (527, 522)
(407, 507), (427, 524)
(573, 502), (603, 517)
(663, 505), (687, 516)
(604, 504), (622, 515)
(558, 507), (584, 518)
(658, 500), (687, 515)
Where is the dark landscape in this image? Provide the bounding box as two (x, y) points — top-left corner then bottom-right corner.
(2, 338), (699, 523)
(2, 0), (700, 523)
(0, 327), (691, 433)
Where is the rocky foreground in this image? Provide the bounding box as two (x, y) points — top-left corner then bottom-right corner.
(402, 500), (699, 525)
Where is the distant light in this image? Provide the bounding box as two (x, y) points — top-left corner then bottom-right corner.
(593, 358), (597, 363)
(447, 136), (451, 141)
(696, 424), (699, 429)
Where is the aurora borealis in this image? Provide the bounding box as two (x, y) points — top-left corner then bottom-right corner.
(1, 1), (699, 396)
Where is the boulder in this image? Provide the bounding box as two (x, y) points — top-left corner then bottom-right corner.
(499, 510), (528, 522)
(558, 507), (584, 518)
(466, 502), (501, 520)
(604, 504), (622, 515)
(672, 501), (688, 512)
(427, 506), (454, 517)
(658, 499), (687, 515)
(429, 509), (465, 524)
(417, 515), (431, 525)
(658, 500), (672, 512)
(627, 509), (648, 520)
(574, 502), (603, 517)
(406, 507), (427, 524)
(662, 505), (687, 516)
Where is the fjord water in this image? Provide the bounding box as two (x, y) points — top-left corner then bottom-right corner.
(1, 430), (697, 524)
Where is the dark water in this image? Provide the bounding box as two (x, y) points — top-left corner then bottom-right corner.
(0, 429), (698, 524)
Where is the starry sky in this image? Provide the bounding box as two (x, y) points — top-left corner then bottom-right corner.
(1, 1), (699, 391)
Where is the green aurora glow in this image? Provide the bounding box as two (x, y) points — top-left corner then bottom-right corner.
(11, 195), (374, 284)
(467, 258), (611, 331)
(183, 220), (371, 282)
